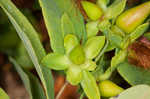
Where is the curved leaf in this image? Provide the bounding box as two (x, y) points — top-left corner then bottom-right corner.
(61, 13), (75, 37)
(105, 0), (126, 19)
(39, 0), (87, 52)
(67, 66), (82, 85)
(81, 71), (100, 99)
(42, 53), (70, 70)
(118, 61), (150, 85)
(115, 85), (150, 99)
(0, 1), (54, 99)
(9, 57), (46, 99)
(84, 36), (105, 59)
(130, 23), (149, 43)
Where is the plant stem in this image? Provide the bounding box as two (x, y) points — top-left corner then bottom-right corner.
(80, 92), (85, 99)
(55, 81), (69, 99)
(95, 40), (109, 62)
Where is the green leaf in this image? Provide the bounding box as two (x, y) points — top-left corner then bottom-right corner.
(97, 0), (110, 11)
(81, 71), (100, 99)
(105, 0), (126, 19)
(39, 0), (86, 53)
(61, 13), (75, 37)
(130, 23), (149, 43)
(117, 61), (150, 85)
(14, 42), (33, 69)
(0, 1), (54, 99)
(64, 34), (79, 54)
(9, 57), (46, 99)
(0, 0), (46, 61)
(109, 32), (123, 48)
(67, 66), (82, 85)
(144, 32), (150, 40)
(0, 88), (9, 99)
(114, 85), (150, 99)
(42, 53), (70, 70)
(111, 50), (127, 68)
(84, 36), (105, 59)
(86, 20), (99, 38)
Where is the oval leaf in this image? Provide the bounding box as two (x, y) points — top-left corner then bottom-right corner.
(84, 36), (105, 59)
(66, 66), (82, 85)
(42, 53), (70, 70)
(118, 61), (150, 85)
(86, 20), (99, 38)
(115, 85), (150, 99)
(81, 71), (100, 99)
(105, 0), (126, 19)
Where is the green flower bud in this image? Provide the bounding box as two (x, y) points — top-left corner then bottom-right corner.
(81, 1), (103, 21)
(69, 45), (85, 65)
(64, 34), (79, 54)
(84, 36), (105, 59)
(116, 1), (150, 33)
(66, 66), (82, 85)
(99, 80), (124, 97)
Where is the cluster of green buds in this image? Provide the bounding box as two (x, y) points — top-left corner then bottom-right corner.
(43, 1), (150, 99)
(80, 0), (150, 98)
(42, 34), (105, 85)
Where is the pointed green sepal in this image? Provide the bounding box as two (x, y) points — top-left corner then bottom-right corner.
(41, 53), (70, 70)
(84, 36), (105, 59)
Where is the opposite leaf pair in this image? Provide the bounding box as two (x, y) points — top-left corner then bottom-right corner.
(42, 34), (105, 85)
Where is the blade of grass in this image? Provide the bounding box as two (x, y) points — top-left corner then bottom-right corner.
(9, 57), (46, 99)
(0, 0), (54, 99)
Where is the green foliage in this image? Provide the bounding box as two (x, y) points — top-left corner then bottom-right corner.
(0, 0), (54, 99)
(104, 0), (127, 19)
(14, 43), (33, 69)
(86, 20), (99, 38)
(67, 66), (83, 85)
(42, 53), (70, 70)
(118, 61), (150, 85)
(0, 88), (9, 99)
(9, 57), (46, 99)
(39, 0), (86, 54)
(81, 71), (100, 99)
(84, 36), (105, 59)
(111, 85), (150, 99)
